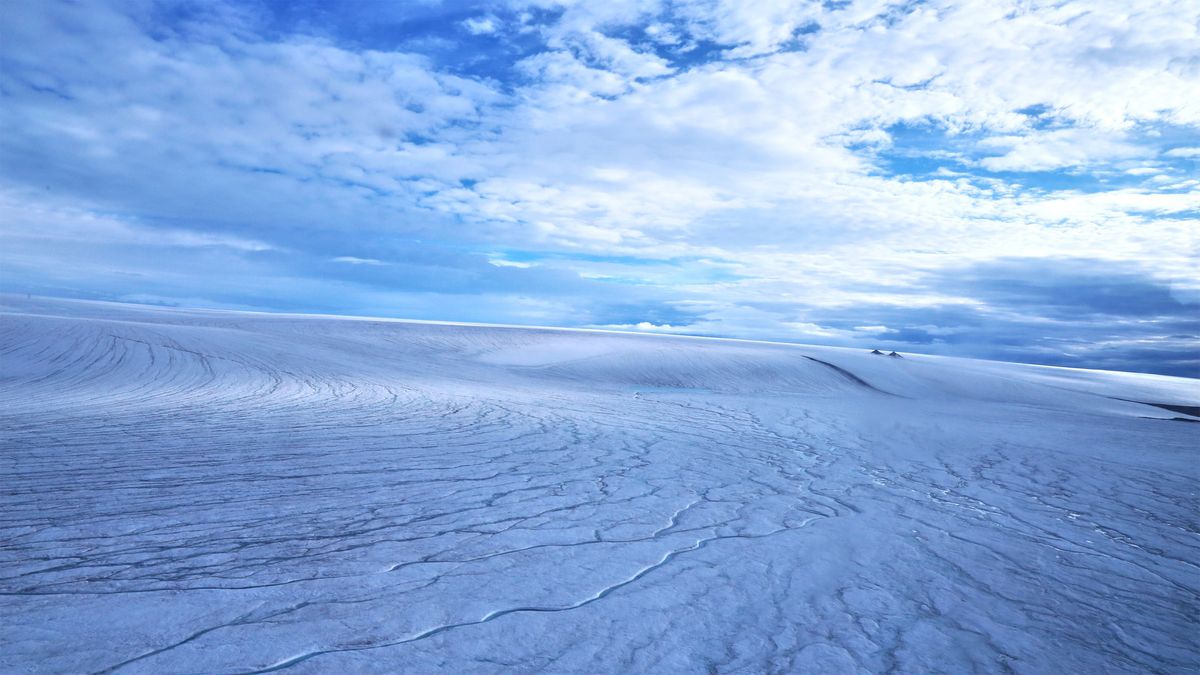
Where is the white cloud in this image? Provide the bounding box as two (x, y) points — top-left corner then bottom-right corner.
(332, 256), (386, 265)
(462, 16), (499, 35)
(673, 0), (824, 57)
(487, 256), (535, 268)
(977, 129), (1149, 172)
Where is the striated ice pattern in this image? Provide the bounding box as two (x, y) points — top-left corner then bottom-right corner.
(1, 296), (1197, 673)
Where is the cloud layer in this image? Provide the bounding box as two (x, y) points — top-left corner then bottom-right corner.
(2, 0), (1197, 375)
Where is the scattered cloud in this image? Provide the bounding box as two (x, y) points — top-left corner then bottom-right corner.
(1, 0), (1197, 375)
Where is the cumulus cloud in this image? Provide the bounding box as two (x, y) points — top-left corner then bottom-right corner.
(1, 0), (1198, 375)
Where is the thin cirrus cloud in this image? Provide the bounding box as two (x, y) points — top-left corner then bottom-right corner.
(0, 0), (1197, 375)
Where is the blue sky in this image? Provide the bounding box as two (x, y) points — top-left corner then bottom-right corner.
(1, 0), (1197, 376)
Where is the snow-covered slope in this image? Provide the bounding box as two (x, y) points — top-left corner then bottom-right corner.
(1, 296), (1197, 674)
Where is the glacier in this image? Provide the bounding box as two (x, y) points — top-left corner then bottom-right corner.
(1, 296), (1197, 673)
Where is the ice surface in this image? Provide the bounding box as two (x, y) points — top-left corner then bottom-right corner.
(1, 296), (1197, 673)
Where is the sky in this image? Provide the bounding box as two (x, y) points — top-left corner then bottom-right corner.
(1, 0), (1198, 376)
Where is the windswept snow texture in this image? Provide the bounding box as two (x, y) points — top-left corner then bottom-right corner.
(2, 297), (1198, 674)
